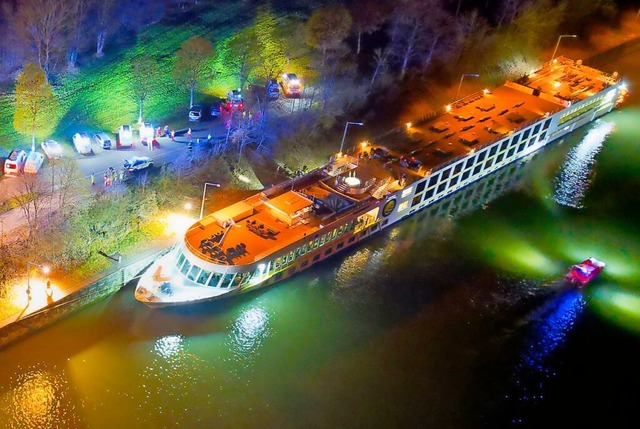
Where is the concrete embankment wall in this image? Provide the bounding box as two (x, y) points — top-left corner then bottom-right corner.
(0, 247), (170, 351)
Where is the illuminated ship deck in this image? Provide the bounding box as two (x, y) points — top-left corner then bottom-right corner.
(183, 56), (622, 269)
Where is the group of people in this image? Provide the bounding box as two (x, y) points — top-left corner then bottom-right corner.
(91, 167), (125, 187)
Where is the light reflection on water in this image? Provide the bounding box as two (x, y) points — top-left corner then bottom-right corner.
(505, 289), (585, 425)
(1, 366), (83, 429)
(226, 305), (271, 367)
(553, 120), (614, 208)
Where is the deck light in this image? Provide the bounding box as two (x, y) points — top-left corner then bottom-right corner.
(445, 105), (452, 111)
(406, 122), (412, 129)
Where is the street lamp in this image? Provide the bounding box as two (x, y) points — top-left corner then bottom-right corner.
(26, 261), (50, 298)
(550, 34), (577, 63)
(200, 182), (221, 219)
(339, 121), (364, 154)
(455, 73), (480, 102)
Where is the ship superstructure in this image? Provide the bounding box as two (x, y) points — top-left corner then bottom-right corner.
(135, 57), (626, 306)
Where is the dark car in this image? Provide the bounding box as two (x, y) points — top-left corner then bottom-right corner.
(210, 99), (223, 118)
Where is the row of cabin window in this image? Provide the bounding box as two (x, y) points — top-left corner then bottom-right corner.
(405, 127), (545, 211)
(175, 249), (254, 288)
(271, 220), (355, 271)
(558, 95), (604, 126)
(406, 161), (522, 221)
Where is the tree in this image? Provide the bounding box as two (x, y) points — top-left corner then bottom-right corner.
(51, 158), (88, 218)
(306, 5), (352, 68)
(93, 0), (116, 57)
(17, 0), (69, 81)
(389, 0), (453, 78)
(14, 63), (58, 151)
(66, 0), (90, 70)
(306, 6), (353, 111)
(131, 55), (157, 122)
(12, 173), (51, 241)
(173, 36), (216, 108)
(225, 27), (259, 90)
(252, 5), (288, 83)
(370, 47), (391, 89)
(349, 0), (388, 54)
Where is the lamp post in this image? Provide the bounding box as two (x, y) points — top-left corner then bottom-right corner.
(455, 73), (480, 102)
(550, 34), (577, 63)
(339, 121), (364, 154)
(200, 182), (221, 219)
(26, 261), (50, 298)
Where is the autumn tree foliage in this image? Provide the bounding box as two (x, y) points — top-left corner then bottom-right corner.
(172, 36), (216, 108)
(305, 5), (352, 68)
(13, 63), (58, 150)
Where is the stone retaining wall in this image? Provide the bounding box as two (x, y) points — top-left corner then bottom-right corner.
(0, 247), (171, 351)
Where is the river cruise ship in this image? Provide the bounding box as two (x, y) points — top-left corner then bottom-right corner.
(135, 57), (627, 307)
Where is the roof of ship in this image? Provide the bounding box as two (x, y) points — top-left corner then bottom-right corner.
(184, 57), (620, 267)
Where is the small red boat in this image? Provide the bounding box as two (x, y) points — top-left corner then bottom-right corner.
(566, 257), (605, 286)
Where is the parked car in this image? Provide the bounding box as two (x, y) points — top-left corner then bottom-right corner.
(93, 132), (112, 149)
(41, 139), (63, 159)
(223, 90), (244, 112)
(227, 89), (243, 103)
(72, 132), (92, 155)
(3, 149), (28, 176)
(280, 73), (302, 97)
(117, 124), (133, 148)
(210, 99), (223, 117)
(24, 151), (45, 174)
(267, 78), (280, 99)
(124, 156), (153, 172)
(248, 79), (279, 100)
(189, 105), (203, 122)
(139, 122), (154, 145)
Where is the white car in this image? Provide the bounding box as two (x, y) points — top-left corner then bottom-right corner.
(3, 149), (28, 176)
(139, 122), (154, 144)
(124, 156), (153, 172)
(189, 105), (203, 122)
(24, 151), (45, 174)
(72, 132), (92, 155)
(118, 124), (133, 148)
(41, 139), (63, 159)
(93, 132), (112, 149)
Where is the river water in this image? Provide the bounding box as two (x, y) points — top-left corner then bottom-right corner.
(1, 66), (639, 428)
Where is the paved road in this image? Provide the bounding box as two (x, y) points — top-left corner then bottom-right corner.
(0, 114), (231, 237)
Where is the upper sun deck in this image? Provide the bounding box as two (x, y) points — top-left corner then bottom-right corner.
(362, 57), (620, 185)
(519, 56), (620, 104)
(183, 163), (397, 267)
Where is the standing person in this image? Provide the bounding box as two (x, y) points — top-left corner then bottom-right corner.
(171, 129), (175, 141)
(156, 126), (162, 138)
(103, 171), (109, 187)
(164, 125), (169, 137)
(119, 168), (124, 182)
(90, 173), (95, 186)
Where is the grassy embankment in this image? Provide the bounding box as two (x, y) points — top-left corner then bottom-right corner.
(0, 2), (251, 156)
